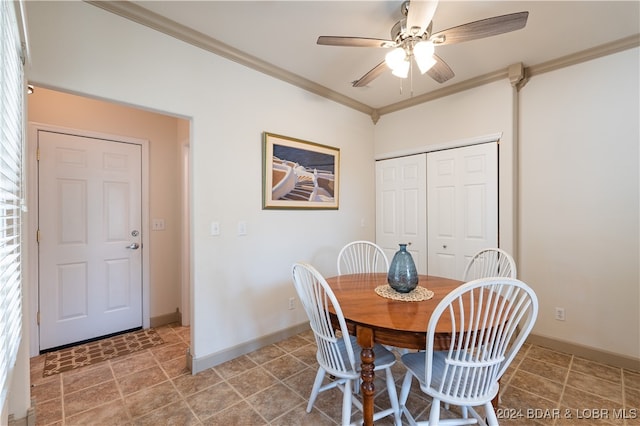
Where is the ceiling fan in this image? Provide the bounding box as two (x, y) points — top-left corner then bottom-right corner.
(317, 0), (528, 87)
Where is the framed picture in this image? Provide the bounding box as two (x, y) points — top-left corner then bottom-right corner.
(262, 132), (340, 210)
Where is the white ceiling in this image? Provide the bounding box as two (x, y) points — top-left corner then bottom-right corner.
(127, 1), (639, 110)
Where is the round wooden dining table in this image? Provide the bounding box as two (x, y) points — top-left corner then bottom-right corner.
(325, 272), (464, 426)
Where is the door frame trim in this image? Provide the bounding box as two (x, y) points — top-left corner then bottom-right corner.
(374, 132), (502, 160)
(27, 122), (150, 356)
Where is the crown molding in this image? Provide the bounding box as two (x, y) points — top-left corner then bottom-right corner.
(526, 34), (639, 78)
(86, 2), (638, 124)
(375, 68), (508, 117)
(85, 1), (375, 116)
(374, 34), (639, 118)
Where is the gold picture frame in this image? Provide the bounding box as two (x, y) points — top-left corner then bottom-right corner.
(262, 132), (340, 210)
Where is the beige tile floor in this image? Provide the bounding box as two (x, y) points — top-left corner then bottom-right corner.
(30, 324), (639, 425)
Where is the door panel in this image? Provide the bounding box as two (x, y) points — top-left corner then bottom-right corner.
(58, 263), (88, 320)
(427, 143), (498, 280)
(38, 130), (143, 350)
(375, 154), (427, 272)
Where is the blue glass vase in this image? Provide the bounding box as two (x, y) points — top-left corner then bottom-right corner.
(387, 244), (418, 293)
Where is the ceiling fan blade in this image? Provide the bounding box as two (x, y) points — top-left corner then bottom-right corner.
(317, 36), (393, 48)
(352, 61), (388, 87)
(427, 54), (454, 83)
(431, 11), (529, 46)
(406, 0), (439, 36)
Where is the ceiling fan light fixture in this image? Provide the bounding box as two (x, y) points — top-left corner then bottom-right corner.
(391, 59), (410, 78)
(385, 47), (407, 71)
(414, 41), (436, 74)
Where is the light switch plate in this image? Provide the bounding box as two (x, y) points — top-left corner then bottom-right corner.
(211, 222), (220, 236)
(237, 221), (247, 236)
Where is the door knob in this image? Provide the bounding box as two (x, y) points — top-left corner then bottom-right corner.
(126, 243), (140, 250)
(443, 244), (447, 249)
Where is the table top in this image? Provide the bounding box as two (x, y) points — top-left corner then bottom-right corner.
(325, 273), (464, 350)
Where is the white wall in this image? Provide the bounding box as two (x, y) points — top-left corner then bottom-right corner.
(375, 81), (513, 153)
(24, 1), (376, 368)
(519, 48), (639, 360)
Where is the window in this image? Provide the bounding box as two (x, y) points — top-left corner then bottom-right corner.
(0, 0), (25, 409)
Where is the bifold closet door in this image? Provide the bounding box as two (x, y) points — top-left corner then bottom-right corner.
(427, 143), (498, 280)
(375, 154), (427, 273)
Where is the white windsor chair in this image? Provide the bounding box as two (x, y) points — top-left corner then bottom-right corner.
(398, 277), (538, 426)
(291, 262), (401, 426)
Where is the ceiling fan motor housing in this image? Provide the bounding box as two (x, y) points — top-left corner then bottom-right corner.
(391, 19), (433, 45)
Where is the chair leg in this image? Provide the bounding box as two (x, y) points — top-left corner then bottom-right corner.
(384, 367), (402, 426)
(484, 402), (499, 426)
(307, 367), (326, 413)
(398, 371), (413, 407)
(341, 379), (353, 426)
(429, 398), (441, 426)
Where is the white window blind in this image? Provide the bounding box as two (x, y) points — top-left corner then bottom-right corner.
(0, 0), (24, 409)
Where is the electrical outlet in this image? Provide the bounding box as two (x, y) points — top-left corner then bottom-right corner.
(288, 297), (295, 310)
(555, 307), (565, 321)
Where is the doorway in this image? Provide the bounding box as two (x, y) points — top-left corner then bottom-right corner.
(27, 87), (191, 356)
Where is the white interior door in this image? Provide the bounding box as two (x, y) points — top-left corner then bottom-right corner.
(375, 154), (427, 273)
(427, 142), (498, 280)
(38, 130), (143, 350)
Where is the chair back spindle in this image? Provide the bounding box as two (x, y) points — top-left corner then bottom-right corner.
(337, 241), (389, 275)
(463, 248), (517, 281)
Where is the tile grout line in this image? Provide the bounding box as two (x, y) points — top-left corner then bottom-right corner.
(216, 364), (270, 425)
(108, 352), (135, 424)
(142, 327), (201, 424)
(620, 368), (627, 426)
(555, 353), (574, 426)
(238, 339), (320, 425)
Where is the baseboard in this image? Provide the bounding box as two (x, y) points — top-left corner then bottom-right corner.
(189, 327), (639, 375)
(7, 401), (35, 426)
(191, 322), (310, 374)
(528, 333), (640, 371)
(150, 311), (181, 328)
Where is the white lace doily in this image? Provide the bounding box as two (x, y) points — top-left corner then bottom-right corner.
(375, 285), (434, 302)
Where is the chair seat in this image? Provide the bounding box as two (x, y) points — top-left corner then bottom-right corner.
(322, 335), (398, 378)
(402, 351), (499, 405)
